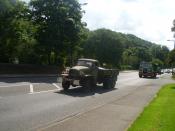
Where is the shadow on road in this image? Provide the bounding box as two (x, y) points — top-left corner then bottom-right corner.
(55, 85), (117, 97)
(140, 76), (159, 79)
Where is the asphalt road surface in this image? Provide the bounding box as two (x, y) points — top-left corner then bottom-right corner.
(0, 71), (173, 131)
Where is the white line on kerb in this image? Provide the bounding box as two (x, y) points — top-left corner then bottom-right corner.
(30, 84), (34, 93)
(52, 83), (62, 90)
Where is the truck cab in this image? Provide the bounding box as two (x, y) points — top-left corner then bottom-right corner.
(139, 61), (157, 78)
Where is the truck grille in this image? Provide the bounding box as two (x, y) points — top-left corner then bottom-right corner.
(143, 68), (147, 73)
(69, 69), (80, 78)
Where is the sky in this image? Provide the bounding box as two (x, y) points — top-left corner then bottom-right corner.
(24, 0), (175, 50)
(79, 0), (175, 50)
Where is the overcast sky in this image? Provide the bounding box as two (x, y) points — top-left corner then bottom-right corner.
(79, 0), (175, 49)
(24, 0), (175, 49)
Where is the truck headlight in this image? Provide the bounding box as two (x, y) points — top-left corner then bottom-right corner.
(80, 71), (84, 76)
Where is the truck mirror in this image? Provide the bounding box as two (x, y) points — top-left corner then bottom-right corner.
(103, 63), (106, 67)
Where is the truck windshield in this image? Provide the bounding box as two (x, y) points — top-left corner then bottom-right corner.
(77, 60), (93, 67)
(140, 62), (152, 68)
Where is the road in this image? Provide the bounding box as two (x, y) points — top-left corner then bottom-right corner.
(0, 72), (174, 131)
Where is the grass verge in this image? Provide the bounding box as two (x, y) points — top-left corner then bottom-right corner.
(128, 84), (175, 131)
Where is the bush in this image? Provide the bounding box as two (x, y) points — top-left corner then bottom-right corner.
(120, 65), (133, 70)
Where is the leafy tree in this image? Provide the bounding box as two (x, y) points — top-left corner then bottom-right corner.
(122, 47), (152, 69)
(167, 49), (175, 67)
(82, 29), (123, 67)
(171, 19), (175, 33)
(149, 45), (169, 65)
(0, 0), (16, 62)
(0, 0), (37, 63)
(30, 0), (85, 66)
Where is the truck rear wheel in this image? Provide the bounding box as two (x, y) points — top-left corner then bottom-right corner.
(103, 78), (116, 89)
(62, 80), (70, 91)
(153, 73), (157, 78)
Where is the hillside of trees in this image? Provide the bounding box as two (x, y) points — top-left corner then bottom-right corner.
(0, 0), (173, 71)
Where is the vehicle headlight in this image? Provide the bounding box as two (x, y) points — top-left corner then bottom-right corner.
(80, 71), (85, 76)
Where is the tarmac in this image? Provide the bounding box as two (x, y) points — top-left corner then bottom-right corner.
(39, 74), (174, 131)
(0, 72), (173, 131)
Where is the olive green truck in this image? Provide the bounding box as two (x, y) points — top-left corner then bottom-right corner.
(139, 61), (157, 78)
(61, 58), (119, 91)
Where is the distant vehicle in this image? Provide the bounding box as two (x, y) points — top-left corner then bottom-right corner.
(167, 70), (171, 73)
(165, 69), (172, 73)
(139, 62), (157, 78)
(161, 69), (164, 74)
(172, 68), (175, 75)
(61, 58), (119, 91)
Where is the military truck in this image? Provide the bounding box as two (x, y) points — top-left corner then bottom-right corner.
(139, 61), (157, 78)
(61, 58), (119, 91)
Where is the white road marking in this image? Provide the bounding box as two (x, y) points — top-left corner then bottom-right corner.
(52, 83), (62, 90)
(29, 89), (59, 95)
(28, 83), (62, 95)
(30, 84), (34, 93)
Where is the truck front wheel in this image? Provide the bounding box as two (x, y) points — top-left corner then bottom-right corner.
(139, 74), (142, 78)
(62, 80), (70, 91)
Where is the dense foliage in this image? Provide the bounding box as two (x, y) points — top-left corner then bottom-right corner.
(82, 29), (169, 69)
(0, 0), (172, 70)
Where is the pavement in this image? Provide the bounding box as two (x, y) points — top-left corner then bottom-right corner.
(39, 74), (173, 131)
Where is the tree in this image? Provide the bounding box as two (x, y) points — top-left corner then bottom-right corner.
(171, 19), (175, 33)
(82, 29), (124, 67)
(167, 49), (175, 67)
(0, 0), (16, 62)
(30, 0), (85, 66)
(122, 47), (152, 69)
(0, 0), (37, 64)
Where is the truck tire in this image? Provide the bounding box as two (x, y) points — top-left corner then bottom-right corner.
(139, 74), (142, 78)
(111, 78), (116, 88)
(153, 73), (157, 78)
(62, 80), (70, 91)
(103, 77), (116, 89)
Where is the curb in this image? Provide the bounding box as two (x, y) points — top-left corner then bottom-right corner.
(120, 70), (137, 73)
(0, 74), (59, 78)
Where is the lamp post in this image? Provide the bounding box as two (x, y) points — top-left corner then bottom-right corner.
(167, 39), (175, 50)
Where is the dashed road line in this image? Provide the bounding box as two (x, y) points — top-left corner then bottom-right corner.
(28, 83), (62, 95)
(52, 83), (62, 90)
(29, 89), (59, 95)
(30, 84), (34, 93)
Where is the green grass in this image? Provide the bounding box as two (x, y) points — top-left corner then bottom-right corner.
(128, 84), (175, 131)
